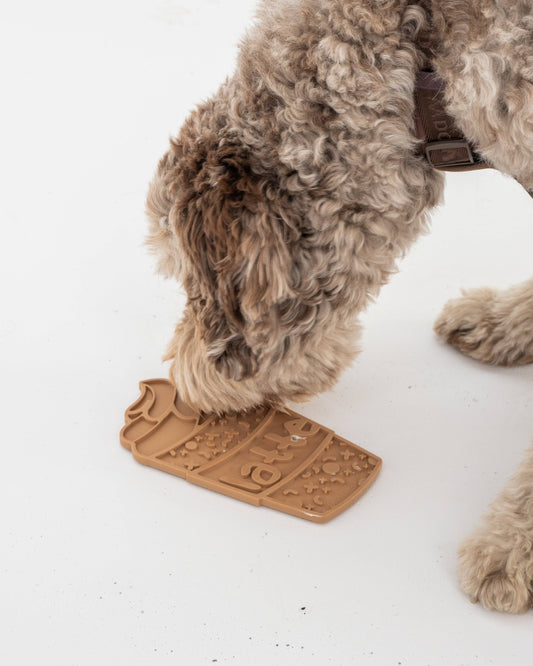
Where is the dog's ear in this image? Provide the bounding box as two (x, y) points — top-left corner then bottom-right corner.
(172, 134), (301, 382)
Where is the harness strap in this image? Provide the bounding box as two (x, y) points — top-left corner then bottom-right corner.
(414, 70), (490, 173)
(413, 1), (490, 172)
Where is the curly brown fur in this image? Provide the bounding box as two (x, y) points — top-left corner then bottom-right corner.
(146, 0), (533, 611)
(147, 0), (444, 413)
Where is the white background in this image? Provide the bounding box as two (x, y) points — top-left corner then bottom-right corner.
(1, 0), (532, 664)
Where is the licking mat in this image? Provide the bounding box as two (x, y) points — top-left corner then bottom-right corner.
(121, 379), (382, 523)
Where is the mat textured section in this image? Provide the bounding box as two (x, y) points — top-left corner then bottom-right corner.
(121, 379), (382, 523)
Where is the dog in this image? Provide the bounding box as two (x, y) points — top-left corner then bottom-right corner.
(145, 0), (533, 612)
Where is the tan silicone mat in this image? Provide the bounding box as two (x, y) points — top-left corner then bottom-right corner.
(121, 379), (382, 523)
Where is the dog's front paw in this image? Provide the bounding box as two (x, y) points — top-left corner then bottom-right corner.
(434, 287), (533, 366)
(458, 531), (533, 613)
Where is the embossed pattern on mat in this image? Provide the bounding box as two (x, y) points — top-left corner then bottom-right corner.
(121, 379), (382, 523)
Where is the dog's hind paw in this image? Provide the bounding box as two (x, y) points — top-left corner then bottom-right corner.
(434, 286), (533, 366)
(458, 532), (533, 613)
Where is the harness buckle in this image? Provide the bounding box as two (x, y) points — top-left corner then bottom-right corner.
(425, 140), (475, 169)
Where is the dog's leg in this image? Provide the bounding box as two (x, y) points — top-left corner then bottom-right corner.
(457, 444), (533, 613)
(434, 278), (533, 366)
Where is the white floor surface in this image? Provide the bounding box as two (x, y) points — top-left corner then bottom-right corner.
(1, 1), (532, 664)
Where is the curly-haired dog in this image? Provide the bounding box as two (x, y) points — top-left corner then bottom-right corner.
(146, 0), (533, 612)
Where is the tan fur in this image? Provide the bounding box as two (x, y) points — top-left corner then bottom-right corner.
(457, 444), (533, 613)
(435, 278), (533, 366)
(146, 0), (533, 611)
